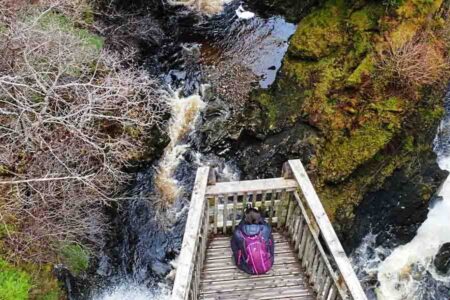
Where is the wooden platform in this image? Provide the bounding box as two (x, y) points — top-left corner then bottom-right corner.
(199, 232), (315, 300)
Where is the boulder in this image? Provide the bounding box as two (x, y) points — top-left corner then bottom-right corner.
(435, 243), (450, 275)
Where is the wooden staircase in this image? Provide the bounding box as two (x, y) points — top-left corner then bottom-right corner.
(171, 160), (368, 300)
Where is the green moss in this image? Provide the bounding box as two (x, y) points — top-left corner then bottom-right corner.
(289, 0), (348, 60)
(319, 122), (395, 182)
(349, 4), (384, 31)
(248, 0), (447, 228)
(418, 106), (445, 126)
(38, 12), (103, 51)
(0, 259), (31, 300)
(346, 55), (375, 86)
(60, 243), (89, 275)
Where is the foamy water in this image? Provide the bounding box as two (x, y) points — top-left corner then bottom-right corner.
(155, 92), (206, 203)
(167, 0), (232, 15)
(92, 282), (171, 300)
(375, 90), (450, 300)
(351, 89), (450, 299)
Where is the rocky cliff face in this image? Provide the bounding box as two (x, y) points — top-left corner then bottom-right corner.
(202, 0), (449, 250)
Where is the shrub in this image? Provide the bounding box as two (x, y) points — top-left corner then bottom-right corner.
(0, 259), (31, 300)
(377, 35), (449, 91)
(60, 243), (90, 275)
(0, 6), (168, 263)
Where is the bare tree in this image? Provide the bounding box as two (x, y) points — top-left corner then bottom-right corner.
(0, 6), (168, 263)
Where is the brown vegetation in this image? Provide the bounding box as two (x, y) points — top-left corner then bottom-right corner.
(0, 5), (168, 263)
(378, 34), (449, 91)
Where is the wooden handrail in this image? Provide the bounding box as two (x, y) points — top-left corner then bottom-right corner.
(171, 160), (368, 300)
(205, 177), (298, 195)
(171, 167), (210, 300)
(286, 160), (367, 300)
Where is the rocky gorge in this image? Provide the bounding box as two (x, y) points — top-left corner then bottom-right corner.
(0, 0), (449, 299)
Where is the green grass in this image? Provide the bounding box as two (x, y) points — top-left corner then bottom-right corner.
(38, 12), (104, 51)
(0, 259), (31, 300)
(60, 243), (90, 275)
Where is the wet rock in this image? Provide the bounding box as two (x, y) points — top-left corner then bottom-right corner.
(54, 266), (90, 300)
(151, 260), (172, 277)
(96, 255), (112, 277)
(345, 149), (448, 251)
(435, 243), (450, 275)
(235, 122), (318, 179)
(198, 98), (232, 153)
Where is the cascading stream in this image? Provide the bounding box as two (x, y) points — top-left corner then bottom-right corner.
(375, 88), (450, 299)
(89, 2), (296, 299)
(353, 88), (450, 300)
(92, 91), (206, 300)
(154, 92), (206, 204)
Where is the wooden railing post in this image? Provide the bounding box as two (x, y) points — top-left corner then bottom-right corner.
(171, 167), (210, 300)
(287, 160), (367, 300)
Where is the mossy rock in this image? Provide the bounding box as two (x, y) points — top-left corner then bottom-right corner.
(346, 54), (375, 86)
(318, 122), (395, 182)
(349, 3), (384, 31)
(289, 0), (348, 60)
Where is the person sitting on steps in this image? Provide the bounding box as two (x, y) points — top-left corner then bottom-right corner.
(230, 204), (275, 275)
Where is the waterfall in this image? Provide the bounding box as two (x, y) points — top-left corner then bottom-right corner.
(92, 282), (171, 300)
(91, 91), (206, 300)
(353, 88), (450, 300)
(154, 92), (206, 204)
(375, 88), (450, 299)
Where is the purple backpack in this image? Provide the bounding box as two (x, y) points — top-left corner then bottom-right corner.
(238, 230), (273, 275)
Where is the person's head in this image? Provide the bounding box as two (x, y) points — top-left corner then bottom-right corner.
(244, 207), (263, 225)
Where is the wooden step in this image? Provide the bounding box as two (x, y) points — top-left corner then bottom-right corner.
(201, 274), (308, 294)
(200, 285), (314, 300)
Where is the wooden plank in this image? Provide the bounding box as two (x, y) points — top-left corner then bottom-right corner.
(215, 199), (281, 213)
(232, 193), (238, 231)
(251, 191), (257, 208)
(286, 196), (295, 234)
(205, 177), (298, 196)
(321, 276), (332, 300)
(278, 189), (287, 228)
(213, 196), (218, 234)
(288, 159), (367, 300)
(171, 167), (210, 300)
(242, 192), (248, 216)
(202, 265), (301, 281)
(201, 274), (306, 294)
(223, 194), (228, 234)
(200, 286), (314, 300)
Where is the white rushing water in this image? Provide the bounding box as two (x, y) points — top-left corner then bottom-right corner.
(92, 282), (171, 300)
(155, 91), (206, 203)
(92, 91), (206, 300)
(353, 89), (450, 300)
